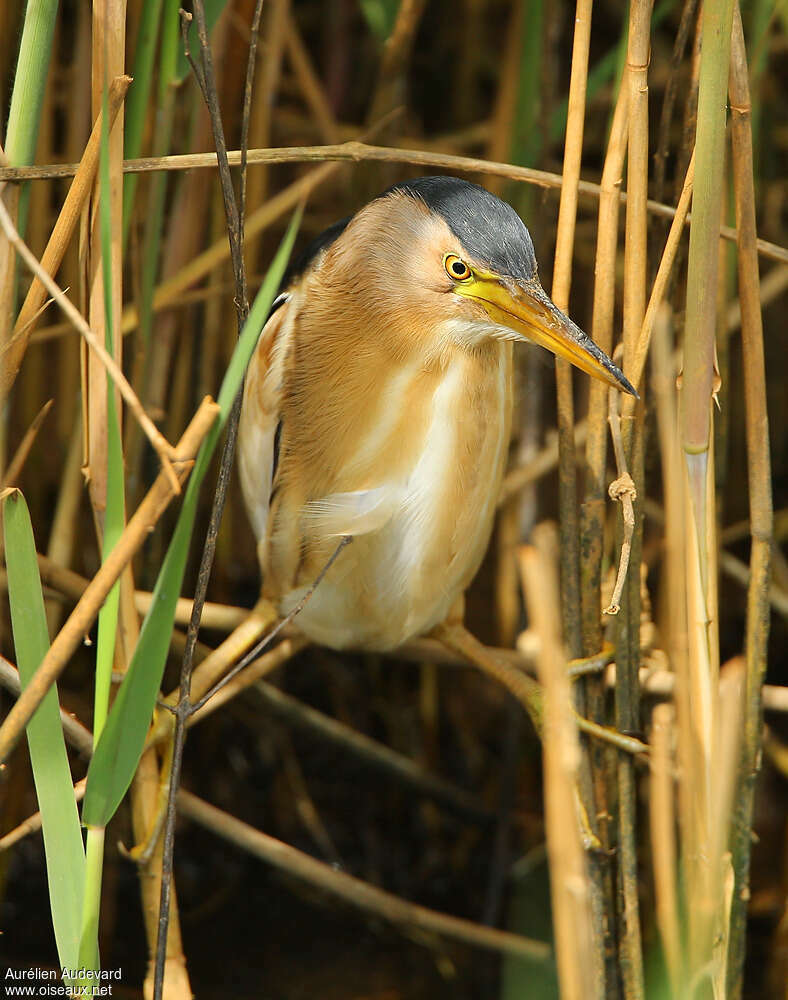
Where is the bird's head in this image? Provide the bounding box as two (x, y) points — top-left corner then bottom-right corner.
(291, 176), (636, 397)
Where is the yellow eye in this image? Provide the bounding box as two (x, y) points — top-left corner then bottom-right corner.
(444, 254), (472, 281)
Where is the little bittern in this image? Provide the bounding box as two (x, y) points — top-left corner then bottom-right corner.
(239, 177), (635, 652)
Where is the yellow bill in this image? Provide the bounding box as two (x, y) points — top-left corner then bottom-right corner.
(458, 271), (638, 397)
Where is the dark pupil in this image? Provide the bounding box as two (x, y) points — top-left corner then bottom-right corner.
(452, 260), (467, 276)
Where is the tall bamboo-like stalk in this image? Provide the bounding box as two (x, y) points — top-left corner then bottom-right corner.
(552, 0), (592, 662)
(82, 0), (126, 519)
(519, 526), (595, 1000)
(651, 306), (691, 993)
(579, 80), (630, 996)
(614, 2), (653, 995)
(549, 5), (609, 992)
(726, 7), (774, 995)
(83, 4), (192, 995)
(678, 0), (735, 978)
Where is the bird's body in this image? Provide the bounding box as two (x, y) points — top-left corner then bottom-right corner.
(239, 178), (634, 652)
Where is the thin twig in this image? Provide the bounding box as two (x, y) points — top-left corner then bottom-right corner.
(185, 537), (353, 715)
(154, 6), (256, 998)
(0, 655), (94, 757)
(30, 551), (249, 632)
(239, 0), (265, 248)
(2, 143), (785, 264)
(1, 400), (53, 487)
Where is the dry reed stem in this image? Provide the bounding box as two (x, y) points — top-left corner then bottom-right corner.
(614, 3), (653, 995)
(0, 196), (181, 491)
(0, 655), (94, 756)
(0, 397), (218, 762)
(32, 551), (249, 632)
(177, 788), (550, 962)
(1, 75), (131, 400)
(4, 143), (786, 263)
(84, 0), (127, 523)
(552, 0), (592, 664)
(134, 591), (247, 633)
(0, 399), (52, 487)
(549, 6), (607, 990)
(578, 89), (631, 981)
(679, 0), (734, 977)
(651, 307), (697, 960)
(518, 527), (595, 1000)
(649, 702), (683, 996)
(726, 7), (775, 994)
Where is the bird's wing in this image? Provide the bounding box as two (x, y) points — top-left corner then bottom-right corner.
(299, 486), (400, 538)
(238, 294), (292, 543)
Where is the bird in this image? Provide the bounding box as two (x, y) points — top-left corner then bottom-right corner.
(238, 176), (635, 655)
